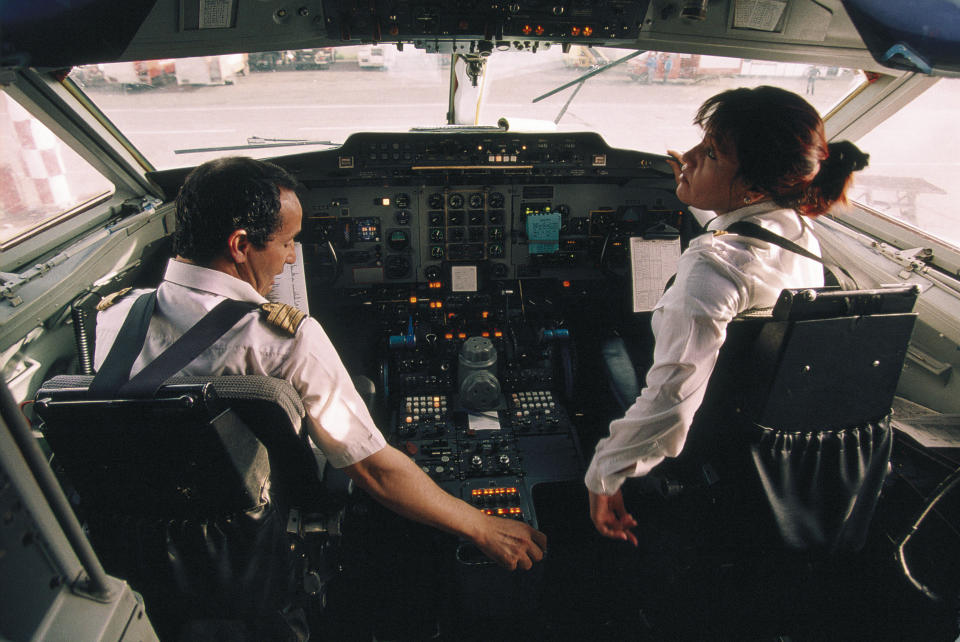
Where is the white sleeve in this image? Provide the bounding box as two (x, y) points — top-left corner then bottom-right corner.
(584, 253), (742, 495)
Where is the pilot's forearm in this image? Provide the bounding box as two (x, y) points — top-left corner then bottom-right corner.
(343, 445), (547, 570)
(343, 445), (487, 540)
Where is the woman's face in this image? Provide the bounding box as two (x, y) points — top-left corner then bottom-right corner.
(676, 134), (750, 214)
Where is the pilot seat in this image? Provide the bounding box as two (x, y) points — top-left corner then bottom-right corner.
(34, 290), (353, 640)
(599, 284), (919, 637)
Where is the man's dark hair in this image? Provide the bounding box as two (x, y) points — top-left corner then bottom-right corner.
(173, 157), (299, 264)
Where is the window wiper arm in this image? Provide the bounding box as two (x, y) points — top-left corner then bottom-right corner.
(532, 49), (644, 103)
(175, 136), (340, 155)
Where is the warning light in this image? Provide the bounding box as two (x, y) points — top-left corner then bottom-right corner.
(522, 24), (532, 35)
(583, 25), (593, 36)
(494, 330), (503, 338)
(409, 296), (417, 304)
(570, 25), (581, 36)
(481, 310), (489, 319)
(458, 332), (467, 339)
(535, 24), (545, 35)
(429, 281), (442, 289)
(381, 197), (391, 206)
(482, 332), (490, 338)
(444, 333), (454, 340)
(562, 280), (571, 288)
(448, 312), (456, 319)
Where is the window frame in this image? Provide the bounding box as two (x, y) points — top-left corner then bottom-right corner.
(1, 69), (161, 272)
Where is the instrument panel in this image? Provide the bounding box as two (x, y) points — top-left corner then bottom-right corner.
(277, 131), (690, 291)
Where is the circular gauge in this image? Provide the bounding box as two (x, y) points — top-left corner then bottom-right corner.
(395, 210), (411, 225)
(489, 227), (503, 240)
(488, 243), (504, 258)
(428, 192), (444, 209)
(489, 192), (505, 208)
(385, 255), (411, 279)
(448, 193), (464, 209)
(424, 265), (441, 280)
(429, 228), (445, 242)
(429, 246), (445, 259)
(395, 193), (411, 209)
(468, 193), (484, 209)
(388, 229), (409, 251)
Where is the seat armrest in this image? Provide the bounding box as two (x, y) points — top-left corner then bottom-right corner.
(601, 337), (641, 413)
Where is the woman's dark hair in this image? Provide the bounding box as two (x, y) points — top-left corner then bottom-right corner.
(694, 86), (869, 216)
(173, 156), (299, 264)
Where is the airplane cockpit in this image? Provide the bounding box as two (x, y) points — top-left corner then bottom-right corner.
(2, 1), (960, 640)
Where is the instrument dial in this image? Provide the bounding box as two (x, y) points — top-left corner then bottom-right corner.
(468, 193), (484, 209)
(428, 192), (444, 209)
(448, 193), (464, 209)
(388, 229), (409, 251)
(489, 192), (505, 208)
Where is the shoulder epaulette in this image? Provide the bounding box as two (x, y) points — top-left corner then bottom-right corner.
(96, 287), (134, 311)
(260, 302), (307, 336)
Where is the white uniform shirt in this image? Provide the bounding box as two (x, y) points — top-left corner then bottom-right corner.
(585, 203), (824, 495)
(94, 259), (387, 469)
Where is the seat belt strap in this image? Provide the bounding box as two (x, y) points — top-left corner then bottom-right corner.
(119, 299), (257, 398)
(88, 291), (157, 396)
(90, 293), (257, 398)
(722, 220), (858, 289)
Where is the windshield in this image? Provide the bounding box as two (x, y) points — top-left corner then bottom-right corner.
(69, 45), (864, 171)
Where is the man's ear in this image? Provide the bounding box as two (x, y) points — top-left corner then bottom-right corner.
(226, 229), (249, 263)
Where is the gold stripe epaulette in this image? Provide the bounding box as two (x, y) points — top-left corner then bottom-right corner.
(96, 287), (133, 311)
(260, 302), (307, 336)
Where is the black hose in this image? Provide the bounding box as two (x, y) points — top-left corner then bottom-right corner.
(72, 306), (94, 375)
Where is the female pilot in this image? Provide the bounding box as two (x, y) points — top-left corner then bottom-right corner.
(586, 85), (869, 544)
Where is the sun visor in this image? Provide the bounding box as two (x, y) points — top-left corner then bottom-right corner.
(1, 0), (157, 69)
(842, 0), (960, 75)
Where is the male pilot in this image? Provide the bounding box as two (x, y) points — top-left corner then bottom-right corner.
(94, 156), (546, 570)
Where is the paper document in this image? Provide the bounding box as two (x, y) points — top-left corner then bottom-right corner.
(526, 212), (562, 254)
(630, 237), (681, 312)
(268, 243), (310, 313)
(468, 412), (501, 431)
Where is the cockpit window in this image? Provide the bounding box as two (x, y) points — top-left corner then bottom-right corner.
(851, 77), (960, 249)
(68, 45), (865, 172)
(0, 90), (114, 248)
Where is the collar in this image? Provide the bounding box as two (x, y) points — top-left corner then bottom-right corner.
(704, 201), (783, 231)
(163, 259), (268, 305)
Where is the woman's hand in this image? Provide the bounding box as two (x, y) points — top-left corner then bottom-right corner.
(666, 149), (683, 184)
(588, 489), (638, 546)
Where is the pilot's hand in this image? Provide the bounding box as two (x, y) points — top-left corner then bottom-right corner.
(472, 514), (547, 571)
(665, 149), (683, 184)
(589, 489), (638, 546)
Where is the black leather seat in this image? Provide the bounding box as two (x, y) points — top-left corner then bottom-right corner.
(601, 285), (919, 552)
(35, 374), (340, 641)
